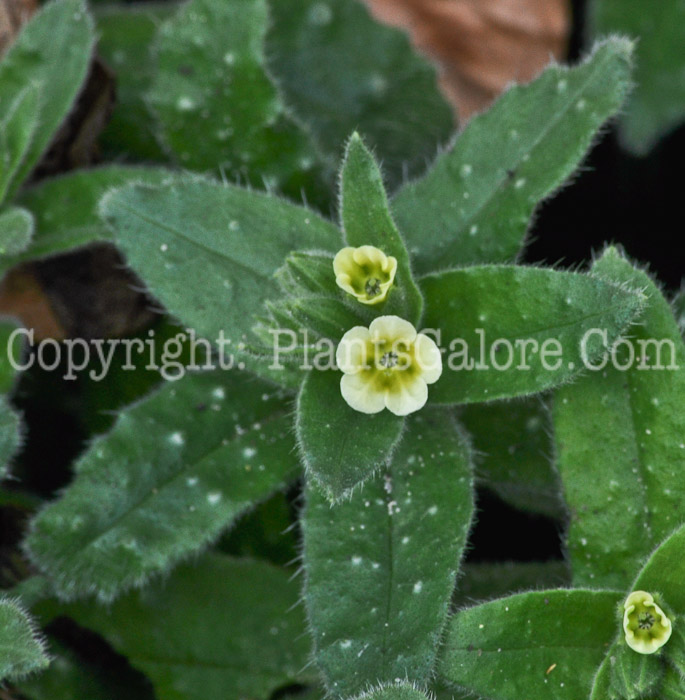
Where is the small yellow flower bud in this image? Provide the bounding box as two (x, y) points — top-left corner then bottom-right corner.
(333, 246), (397, 305)
(336, 315), (442, 416)
(623, 591), (672, 654)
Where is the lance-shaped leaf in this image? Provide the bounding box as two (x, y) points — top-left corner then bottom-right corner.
(96, 3), (173, 161)
(391, 38), (634, 273)
(266, 0), (453, 192)
(0, 396), (21, 481)
(351, 683), (432, 700)
(0, 319), (23, 394)
(53, 555), (312, 700)
(554, 247), (685, 590)
(24, 371), (300, 601)
(421, 265), (644, 405)
(672, 287), (685, 337)
(0, 206), (33, 256)
(296, 369), (405, 500)
(7, 167), (173, 271)
(590, 0), (685, 153)
(0, 0), (95, 200)
(590, 524), (685, 700)
(609, 645), (663, 700)
(662, 667), (685, 700)
(148, 0), (323, 198)
(102, 176), (342, 345)
(340, 133), (422, 324)
(0, 85), (40, 205)
(0, 319), (23, 480)
(631, 524), (685, 619)
(303, 409), (474, 696)
(440, 589), (623, 700)
(0, 597), (49, 682)
(460, 398), (562, 518)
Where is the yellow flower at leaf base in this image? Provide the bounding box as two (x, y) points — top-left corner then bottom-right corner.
(333, 246), (397, 305)
(623, 590), (672, 654)
(336, 315), (442, 416)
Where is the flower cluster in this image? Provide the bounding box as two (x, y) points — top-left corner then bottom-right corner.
(332, 246), (442, 416)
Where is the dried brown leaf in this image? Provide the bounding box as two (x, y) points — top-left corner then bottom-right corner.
(366, 0), (571, 121)
(0, 0), (35, 55)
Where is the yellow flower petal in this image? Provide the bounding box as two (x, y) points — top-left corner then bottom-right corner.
(414, 333), (443, 384)
(340, 372), (386, 414)
(336, 326), (372, 374)
(385, 376), (428, 416)
(369, 315), (416, 344)
(333, 247), (356, 277)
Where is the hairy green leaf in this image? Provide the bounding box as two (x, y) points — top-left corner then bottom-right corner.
(0, 206), (33, 256)
(0, 0), (95, 199)
(304, 410), (474, 696)
(55, 555), (312, 700)
(351, 683), (432, 700)
(460, 398), (562, 518)
(609, 644), (663, 700)
(672, 287), (685, 337)
(148, 0), (323, 198)
(0, 597), (49, 682)
(25, 371), (299, 601)
(103, 177), (342, 345)
(662, 666), (685, 700)
(0, 396), (21, 481)
(96, 3), (173, 161)
(0, 319), (23, 393)
(440, 589), (623, 700)
(296, 369), (404, 500)
(632, 523), (685, 614)
(392, 39), (634, 273)
(266, 0), (453, 191)
(340, 133), (422, 324)
(0, 85), (40, 205)
(271, 296), (365, 343)
(590, 0), (685, 153)
(421, 265), (645, 404)
(0, 319), (22, 480)
(554, 248), (685, 589)
(6, 167), (173, 271)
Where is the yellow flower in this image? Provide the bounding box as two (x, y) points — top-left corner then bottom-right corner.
(333, 246), (397, 305)
(623, 591), (672, 654)
(336, 315), (442, 416)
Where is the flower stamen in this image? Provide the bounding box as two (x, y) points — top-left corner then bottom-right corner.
(638, 612), (655, 630)
(365, 277), (382, 299)
(379, 351), (399, 369)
